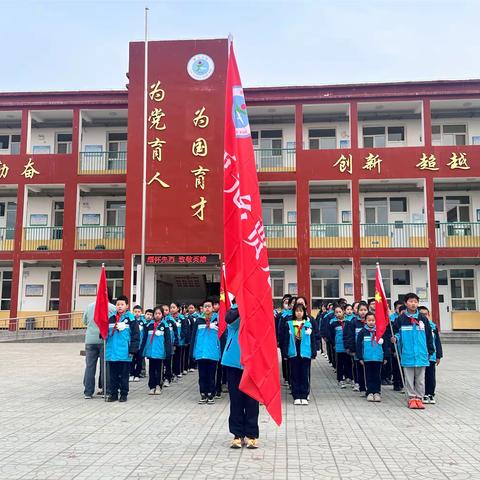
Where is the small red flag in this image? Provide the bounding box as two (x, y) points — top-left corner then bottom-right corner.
(94, 265), (109, 340)
(218, 263), (230, 338)
(374, 264), (390, 342)
(223, 41), (282, 426)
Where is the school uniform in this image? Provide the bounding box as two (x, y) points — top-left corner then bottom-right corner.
(321, 310), (336, 367)
(344, 316), (367, 392)
(425, 320), (443, 400)
(281, 317), (317, 400)
(168, 313), (190, 376)
(185, 312), (199, 369)
(143, 318), (173, 390)
(221, 305), (259, 439)
(328, 318), (350, 383)
(356, 325), (390, 396)
(163, 316), (178, 383)
(130, 315), (147, 378)
(105, 311), (140, 399)
(276, 309), (292, 383)
(393, 311), (435, 400)
(190, 313), (221, 398)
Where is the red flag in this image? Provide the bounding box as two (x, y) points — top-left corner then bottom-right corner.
(223, 41), (282, 426)
(94, 265), (109, 340)
(218, 263), (230, 338)
(374, 264), (390, 342)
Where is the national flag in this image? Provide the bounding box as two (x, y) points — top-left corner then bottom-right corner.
(94, 265), (110, 340)
(223, 41), (282, 426)
(374, 263), (390, 342)
(218, 263), (230, 338)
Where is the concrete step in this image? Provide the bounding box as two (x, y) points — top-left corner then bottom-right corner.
(441, 331), (480, 344)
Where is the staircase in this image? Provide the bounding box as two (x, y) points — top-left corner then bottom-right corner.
(440, 330), (480, 344)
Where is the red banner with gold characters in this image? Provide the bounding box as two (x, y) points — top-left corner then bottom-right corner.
(223, 42), (282, 426)
(375, 264), (390, 342)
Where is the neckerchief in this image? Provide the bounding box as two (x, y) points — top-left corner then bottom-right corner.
(112, 313), (122, 336)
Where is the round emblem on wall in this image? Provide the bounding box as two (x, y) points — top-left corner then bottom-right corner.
(187, 54), (215, 81)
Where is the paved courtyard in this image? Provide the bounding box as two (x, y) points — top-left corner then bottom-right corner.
(0, 343), (479, 480)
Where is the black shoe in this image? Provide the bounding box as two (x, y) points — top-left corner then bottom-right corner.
(119, 395), (127, 402)
(207, 395), (215, 405)
(198, 394), (207, 404)
(393, 386), (401, 391)
(106, 395), (118, 402)
(215, 391), (222, 399)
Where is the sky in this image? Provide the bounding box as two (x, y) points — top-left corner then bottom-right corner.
(1, 0), (479, 92)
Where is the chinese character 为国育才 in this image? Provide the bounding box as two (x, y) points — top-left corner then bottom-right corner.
(362, 153), (382, 174)
(147, 172), (170, 188)
(149, 81), (165, 102)
(416, 153), (439, 171)
(21, 158), (40, 179)
(193, 107), (209, 128)
(148, 138), (166, 162)
(192, 138), (208, 157)
(333, 154), (352, 174)
(191, 165), (210, 190)
(191, 197), (207, 221)
(148, 108), (166, 131)
(447, 152), (470, 170)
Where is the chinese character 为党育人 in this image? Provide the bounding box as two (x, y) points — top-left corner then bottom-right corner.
(193, 106), (209, 128)
(191, 197), (207, 221)
(362, 153), (382, 174)
(192, 137), (208, 157)
(148, 108), (166, 130)
(333, 154), (353, 174)
(148, 138), (166, 162)
(147, 172), (170, 188)
(149, 81), (165, 102)
(447, 152), (470, 170)
(21, 158), (40, 179)
(0, 161), (9, 179)
(191, 165), (210, 190)
(416, 153), (439, 171)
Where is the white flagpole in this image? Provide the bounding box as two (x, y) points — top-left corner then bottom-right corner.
(140, 6), (149, 308)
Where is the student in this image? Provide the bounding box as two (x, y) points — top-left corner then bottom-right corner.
(276, 294), (293, 386)
(185, 303), (199, 371)
(130, 305), (146, 382)
(105, 295), (140, 402)
(344, 304), (355, 322)
(321, 302), (336, 367)
(328, 304), (352, 387)
(295, 296), (320, 352)
(162, 304), (178, 387)
(392, 293), (434, 409)
(143, 306), (172, 395)
(418, 306), (443, 404)
(368, 298), (376, 313)
(190, 299), (221, 404)
(168, 302), (190, 379)
(281, 303), (317, 405)
(221, 302), (260, 449)
(390, 303), (406, 392)
(356, 312), (390, 402)
(315, 302), (327, 357)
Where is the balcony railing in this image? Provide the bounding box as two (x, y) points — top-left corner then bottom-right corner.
(0, 227), (15, 251)
(23, 227), (63, 251)
(264, 224), (296, 248)
(436, 222), (480, 248)
(310, 224), (352, 248)
(254, 148), (295, 172)
(78, 151), (127, 174)
(76, 226), (125, 250)
(361, 223), (427, 248)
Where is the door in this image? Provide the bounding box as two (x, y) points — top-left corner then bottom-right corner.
(310, 199), (338, 237)
(437, 269), (451, 331)
(107, 132), (127, 170)
(5, 202), (16, 240)
(434, 197), (447, 247)
(156, 279), (173, 305)
(106, 201), (126, 238)
(48, 271), (61, 311)
(364, 198), (388, 238)
(446, 196), (471, 238)
(52, 202), (64, 240)
(262, 200), (284, 238)
(259, 130), (283, 169)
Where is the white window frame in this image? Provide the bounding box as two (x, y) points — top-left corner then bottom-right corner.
(362, 125), (406, 148)
(431, 123), (468, 146)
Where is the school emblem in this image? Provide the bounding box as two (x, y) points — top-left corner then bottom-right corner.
(187, 54), (215, 81)
(232, 86), (251, 138)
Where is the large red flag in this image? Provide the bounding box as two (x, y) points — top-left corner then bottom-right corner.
(94, 265), (109, 340)
(374, 264), (390, 342)
(218, 263), (230, 338)
(223, 41), (282, 426)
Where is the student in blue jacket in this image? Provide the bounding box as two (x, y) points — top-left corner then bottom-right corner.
(168, 302), (190, 379)
(143, 305), (172, 395)
(161, 304), (178, 387)
(130, 305), (146, 382)
(190, 298), (221, 404)
(328, 304), (352, 388)
(356, 312), (390, 402)
(281, 303), (317, 405)
(392, 293), (435, 409)
(185, 303), (199, 371)
(276, 294), (294, 386)
(321, 302), (336, 367)
(221, 303), (260, 450)
(105, 295), (140, 403)
(419, 306), (443, 404)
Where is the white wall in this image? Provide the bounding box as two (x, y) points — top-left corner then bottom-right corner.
(29, 127), (71, 154)
(25, 196), (63, 227)
(261, 193), (296, 223)
(78, 196), (126, 225)
(358, 119), (423, 147)
(310, 193), (351, 223)
(433, 117), (480, 145)
(20, 266), (58, 311)
(80, 127), (127, 151)
(304, 121), (350, 149)
(251, 124), (296, 147)
(359, 191), (425, 223)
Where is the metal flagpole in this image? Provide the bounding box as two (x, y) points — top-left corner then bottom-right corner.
(140, 6), (149, 308)
(102, 263), (107, 402)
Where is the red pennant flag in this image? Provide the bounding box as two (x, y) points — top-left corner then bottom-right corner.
(218, 263), (230, 338)
(374, 264), (390, 342)
(94, 265), (110, 340)
(223, 41), (282, 426)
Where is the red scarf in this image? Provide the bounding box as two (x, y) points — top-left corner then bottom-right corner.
(111, 313), (121, 335)
(150, 320), (160, 344)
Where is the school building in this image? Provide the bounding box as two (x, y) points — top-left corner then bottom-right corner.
(0, 38), (479, 331)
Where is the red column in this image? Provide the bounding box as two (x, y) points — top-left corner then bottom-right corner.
(423, 99), (432, 147)
(351, 177), (362, 300)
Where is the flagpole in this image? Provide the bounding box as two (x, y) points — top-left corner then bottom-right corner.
(140, 6), (149, 308)
(102, 262), (107, 402)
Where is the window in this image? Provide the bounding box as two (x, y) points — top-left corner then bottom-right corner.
(262, 200), (283, 225)
(106, 270), (124, 300)
(55, 133), (72, 154)
(48, 270), (61, 311)
(390, 197), (407, 213)
(0, 270), (12, 310)
(437, 270), (448, 286)
(271, 271), (285, 308)
(0, 135), (9, 150)
(434, 197), (444, 212)
(311, 269), (339, 309)
(310, 199), (337, 224)
(106, 201), (126, 226)
(0, 134), (20, 154)
(363, 126), (405, 147)
(446, 196), (470, 223)
(367, 268), (391, 302)
(450, 269), (476, 311)
(432, 124), (467, 146)
(251, 131), (259, 146)
(309, 128), (336, 150)
(392, 269), (411, 286)
(387, 126), (405, 142)
(10, 135), (20, 154)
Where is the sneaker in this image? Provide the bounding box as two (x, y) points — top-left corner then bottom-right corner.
(198, 394), (207, 404)
(84, 394), (93, 399)
(408, 398), (417, 409)
(119, 395), (127, 402)
(230, 437), (243, 449)
(416, 398), (425, 409)
(129, 376), (134, 382)
(155, 386), (162, 395)
(381, 380), (388, 386)
(301, 399), (309, 405)
(96, 390), (104, 396)
(367, 393), (374, 402)
(393, 386), (402, 392)
(178, 374), (183, 379)
(215, 392), (222, 399)
(207, 396), (215, 405)
(339, 381), (346, 389)
(429, 396), (436, 404)
(221, 384), (228, 393)
(106, 395), (118, 402)
(423, 395), (431, 404)
(133, 377), (140, 382)
(163, 380), (170, 387)
(188, 368), (195, 372)
(245, 438), (259, 449)
(183, 370), (188, 375)
(148, 389), (156, 395)
(353, 384), (360, 392)
(373, 393), (382, 402)
(293, 399), (302, 405)
(307, 395), (310, 401)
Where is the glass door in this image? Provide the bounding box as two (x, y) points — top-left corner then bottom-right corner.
(52, 202), (64, 240)
(364, 198), (388, 237)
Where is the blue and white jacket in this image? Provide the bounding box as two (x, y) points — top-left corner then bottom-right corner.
(356, 325), (390, 362)
(135, 315), (147, 350)
(221, 305), (242, 369)
(105, 311), (140, 362)
(163, 316), (178, 354)
(142, 319), (172, 360)
(166, 313), (190, 346)
(344, 316), (366, 359)
(281, 317), (317, 359)
(328, 318), (347, 353)
(190, 313), (221, 361)
(428, 320), (443, 362)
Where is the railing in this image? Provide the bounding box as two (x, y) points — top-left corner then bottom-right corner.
(264, 224), (297, 248)
(78, 151), (127, 174)
(0, 227), (15, 251)
(310, 223), (352, 248)
(76, 225), (125, 250)
(254, 148), (295, 172)
(361, 223), (427, 248)
(23, 226), (63, 251)
(436, 222), (480, 248)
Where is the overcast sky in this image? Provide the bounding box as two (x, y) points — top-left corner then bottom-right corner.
(1, 0), (479, 92)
